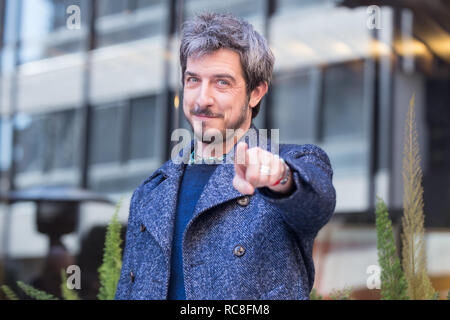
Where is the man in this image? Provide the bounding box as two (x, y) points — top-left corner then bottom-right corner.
(115, 12), (336, 300)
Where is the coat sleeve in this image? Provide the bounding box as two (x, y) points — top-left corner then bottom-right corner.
(257, 143), (336, 238)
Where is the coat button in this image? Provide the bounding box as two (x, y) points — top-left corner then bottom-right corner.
(233, 245), (245, 257)
(237, 196), (250, 207)
(140, 224), (146, 232)
(130, 271), (135, 282)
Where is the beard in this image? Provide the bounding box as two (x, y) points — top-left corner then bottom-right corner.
(187, 97), (250, 145)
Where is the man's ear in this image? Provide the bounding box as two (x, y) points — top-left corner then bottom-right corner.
(249, 82), (269, 108)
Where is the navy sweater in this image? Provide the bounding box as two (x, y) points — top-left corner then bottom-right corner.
(168, 163), (218, 299)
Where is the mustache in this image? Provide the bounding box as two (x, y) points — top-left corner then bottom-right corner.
(190, 106), (223, 118)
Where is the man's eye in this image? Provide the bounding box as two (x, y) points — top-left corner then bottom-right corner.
(187, 77), (198, 83)
(217, 79), (230, 86)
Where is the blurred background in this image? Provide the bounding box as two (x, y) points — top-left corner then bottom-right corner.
(0, 0), (449, 299)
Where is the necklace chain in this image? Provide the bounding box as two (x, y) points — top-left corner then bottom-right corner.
(189, 150), (224, 164)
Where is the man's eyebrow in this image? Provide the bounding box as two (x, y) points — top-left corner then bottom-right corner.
(184, 71), (198, 77)
(212, 73), (236, 83)
(184, 71), (236, 83)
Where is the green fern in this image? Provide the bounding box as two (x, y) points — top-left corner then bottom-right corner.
(329, 286), (353, 300)
(60, 269), (80, 300)
(375, 196), (409, 300)
(97, 200), (123, 300)
(1, 285), (19, 300)
(432, 292), (440, 300)
(309, 288), (323, 300)
(16, 281), (59, 300)
(401, 94), (436, 299)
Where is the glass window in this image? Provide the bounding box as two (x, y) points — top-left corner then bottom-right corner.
(89, 104), (123, 165)
(315, 60), (369, 172)
(95, 0), (167, 48)
(136, 0), (164, 10)
(91, 1), (167, 104)
(15, 113), (48, 173)
(321, 60), (366, 141)
(184, 0), (265, 21)
(88, 96), (163, 193)
(277, 0), (329, 12)
(270, 2), (371, 72)
(14, 109), (81, 173)
(97, 0), (129, 17)
(50, 0), (87, 30)
(49, 109), (82, 170)
(270, 70), (319, 144)
(19, 0), (88, 64)
(129, 96), (158, 160)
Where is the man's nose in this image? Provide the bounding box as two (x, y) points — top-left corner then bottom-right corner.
(196, 82), (214, 107)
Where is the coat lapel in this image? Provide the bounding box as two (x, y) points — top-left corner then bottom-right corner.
(190, 162), (242, 222)
(138, 143), (189, 256)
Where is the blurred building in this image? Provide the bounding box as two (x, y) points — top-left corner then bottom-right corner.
(0, 0), (449, 299)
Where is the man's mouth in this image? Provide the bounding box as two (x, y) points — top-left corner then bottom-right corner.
(193, 114), (218, 119)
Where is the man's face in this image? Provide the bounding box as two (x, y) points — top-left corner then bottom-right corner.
(183, 48), (252, 144)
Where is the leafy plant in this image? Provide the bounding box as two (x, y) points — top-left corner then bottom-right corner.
(60, 269), (80, 300)
(375, 196), (409, 300)
(329, 286), (353, 300)
(16, 281), (59, 300)
(97, 199), (123, 300)
(1, 285), (19, 300)
(309, 288), (323, 300)
(400, 94), (436, 300)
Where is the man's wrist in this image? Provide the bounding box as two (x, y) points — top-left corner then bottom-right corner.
(267, 162), (294, 195)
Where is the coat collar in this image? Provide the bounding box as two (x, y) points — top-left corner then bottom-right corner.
(139, 123), (272, 255)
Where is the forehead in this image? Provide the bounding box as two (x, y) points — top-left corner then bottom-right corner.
(186, 48), (244, 79)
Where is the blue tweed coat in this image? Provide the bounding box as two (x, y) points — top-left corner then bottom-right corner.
(115, 124), (336, 300)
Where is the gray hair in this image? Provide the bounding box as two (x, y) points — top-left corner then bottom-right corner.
(180, 12), (275, 119)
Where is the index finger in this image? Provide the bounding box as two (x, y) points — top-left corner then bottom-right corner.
(235, 141), (248, 166)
